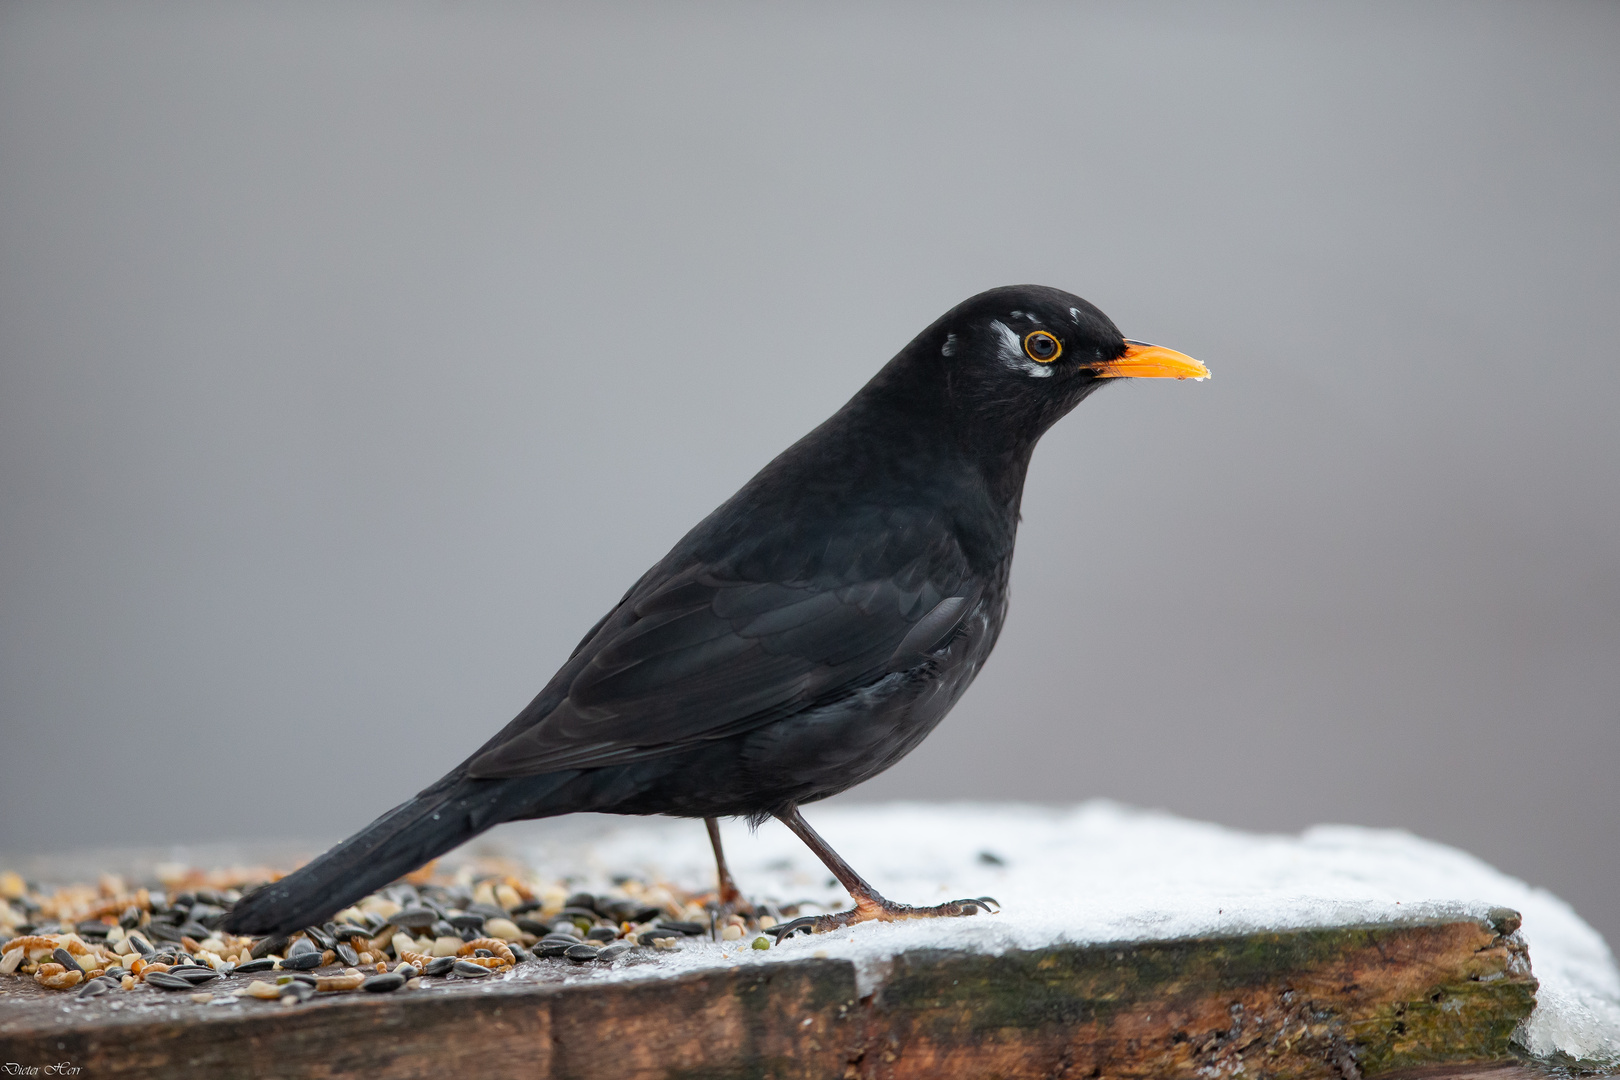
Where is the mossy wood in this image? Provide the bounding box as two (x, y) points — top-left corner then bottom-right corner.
(0, 913), (1543, 1079)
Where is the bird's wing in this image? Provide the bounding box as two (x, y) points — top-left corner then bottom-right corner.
(464, 506), (974, 778)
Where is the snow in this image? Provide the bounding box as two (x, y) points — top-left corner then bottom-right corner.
(485, 800), (1620, 1067)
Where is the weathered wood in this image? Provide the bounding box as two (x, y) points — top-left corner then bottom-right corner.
(0, 914), (1546, 1079)
(861, 915), (1536, 1079)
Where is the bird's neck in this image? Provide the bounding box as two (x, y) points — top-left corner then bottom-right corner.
(849, 355), (1041, 507)
(828, 371), (1035, 568)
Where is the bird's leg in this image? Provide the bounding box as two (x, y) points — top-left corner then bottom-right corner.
(704, 817), (754, 924)
(766, 806), (997, 938)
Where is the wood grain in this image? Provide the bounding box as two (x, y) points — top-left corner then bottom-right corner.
(0, 913), (1553, 1079)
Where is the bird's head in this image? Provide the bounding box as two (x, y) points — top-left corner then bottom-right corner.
(888, 284), (1209, 451)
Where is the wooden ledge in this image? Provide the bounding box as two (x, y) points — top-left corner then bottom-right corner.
(0, 913), (1544, 1079)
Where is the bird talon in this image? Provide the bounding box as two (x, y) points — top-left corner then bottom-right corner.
(922, 897), (999, 917)
(703, 897), (758, 940)
(765, 895), (997, 937)
(765, 917), (821, 940)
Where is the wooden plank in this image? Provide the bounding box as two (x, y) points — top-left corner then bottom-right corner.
(862, 916), (1535, 1079)
(0, 914), (1544, 1079)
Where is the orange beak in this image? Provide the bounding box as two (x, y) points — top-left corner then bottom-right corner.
(1095, 340), (1210, 380)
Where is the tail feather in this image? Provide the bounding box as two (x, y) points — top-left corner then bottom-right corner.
(224, 773), (573, 936)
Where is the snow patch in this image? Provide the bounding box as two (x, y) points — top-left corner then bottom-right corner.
(486, 801), (1620, 1067)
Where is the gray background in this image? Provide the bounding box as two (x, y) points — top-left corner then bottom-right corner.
(2, 3), (1616, 952)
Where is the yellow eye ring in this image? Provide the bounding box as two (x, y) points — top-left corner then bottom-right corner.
(1023, 330), (1061, 363)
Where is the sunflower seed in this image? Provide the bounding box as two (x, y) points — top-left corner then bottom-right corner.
(279, 980), (316, 1002)
(361, 972), (405, 993)
(172, 966), (220, 985)
(654, 920), (707, 936)
(392, 907), (437, 930)
(250, 935), (287, 960)
(76, 979), (113, 1000)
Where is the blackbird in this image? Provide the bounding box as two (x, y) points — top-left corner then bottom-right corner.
(226, 284), (1207, 938)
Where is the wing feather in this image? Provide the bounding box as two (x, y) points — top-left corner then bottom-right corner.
(465, 506), (977, 778)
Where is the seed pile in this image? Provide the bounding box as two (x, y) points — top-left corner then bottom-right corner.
(0, 860), (786, 1006)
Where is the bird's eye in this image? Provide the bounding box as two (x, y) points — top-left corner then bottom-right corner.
(1023, 331), (1061, 363)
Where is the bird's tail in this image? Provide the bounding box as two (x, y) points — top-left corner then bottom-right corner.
(224, 773), (573, 937)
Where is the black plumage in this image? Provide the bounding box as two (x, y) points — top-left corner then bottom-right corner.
(225, 284), (1206, 937)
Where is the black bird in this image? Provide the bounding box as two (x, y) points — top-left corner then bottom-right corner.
(226, 285), (1207, 938)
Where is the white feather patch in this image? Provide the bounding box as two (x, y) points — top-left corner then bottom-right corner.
(942, 333), (957, 357)
(991, 319), (1052, 378)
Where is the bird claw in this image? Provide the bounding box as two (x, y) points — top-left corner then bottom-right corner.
(702, 897), (759, 940)
(936, 896), (998, 916)
(764, 895), (1000, 939)
(764, 915), (822, 940)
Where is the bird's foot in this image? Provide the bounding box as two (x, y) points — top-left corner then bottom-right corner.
(701, 895), (758, 939)
(707, 877), (759, 918)
(766, 894), (998, 939)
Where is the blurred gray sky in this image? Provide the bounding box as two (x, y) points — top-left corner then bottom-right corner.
(2, 2), (1616, 951)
